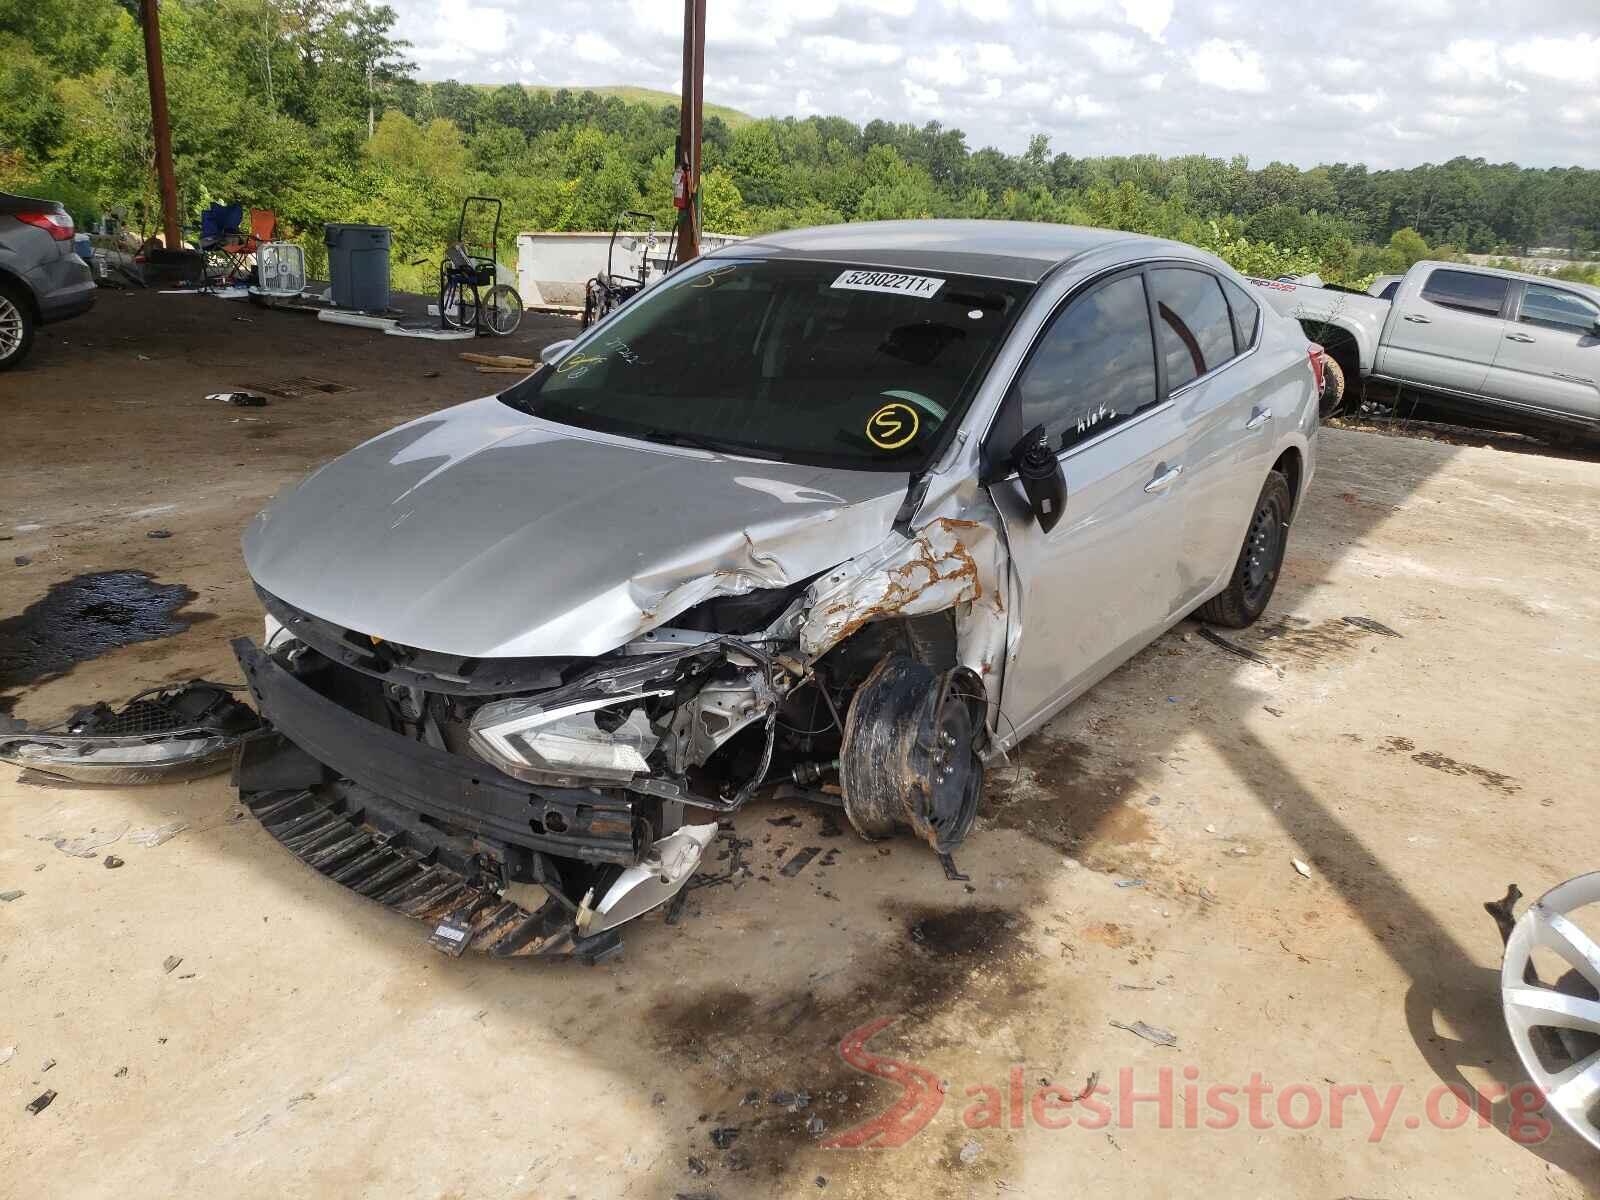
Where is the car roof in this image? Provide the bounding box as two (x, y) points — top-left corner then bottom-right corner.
(721, 219), (1184, 283)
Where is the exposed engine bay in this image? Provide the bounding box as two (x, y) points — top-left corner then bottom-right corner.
(235, 577), (992, 961)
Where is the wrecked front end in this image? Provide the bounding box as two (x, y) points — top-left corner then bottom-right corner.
(234, 498), (1009, 960)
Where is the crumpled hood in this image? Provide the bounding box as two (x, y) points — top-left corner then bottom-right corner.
(243, 396), (908, 657)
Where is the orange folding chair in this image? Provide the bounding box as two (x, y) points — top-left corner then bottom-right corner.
(216, 209), (278, 284)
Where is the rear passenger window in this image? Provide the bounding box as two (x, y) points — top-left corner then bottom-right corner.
(1149, 268), (1237, 390)
(1013, 274), (1159, 451)
(1219, 276), (1260, 353)
(1518, 283), (1599, 334)
(1421, 269), (1509, 317)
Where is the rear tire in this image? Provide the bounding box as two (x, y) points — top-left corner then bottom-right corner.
(0, 283), (35, 371)
(1196, 470), (1293, 629)
(1318, 353), (1346, 419)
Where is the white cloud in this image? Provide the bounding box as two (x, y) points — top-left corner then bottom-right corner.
(908, 45), (971, 87)
(1078, 31), (1144, 73)
(940, 0), (1014, 20)
(799, 35), (904, 67)
(1189, 39), (1268, 93)
(902, 78), (941, 108)
(973, 42), (1025, 75)
(1504, 34), (1600, 86)
(1119, 0), (1173, 40)
(1053, 93), (1111, 119)
(570, 32), (622, 66)
(1426, 39), (1500, 84)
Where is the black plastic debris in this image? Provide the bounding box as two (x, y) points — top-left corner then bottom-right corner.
(1109, 1019), (1178, 1047)
(1342, 615), (1402, 638)
(1196, 627), (1277, 669)
(163, 955), (182, 974)
(208, 391), (269, 407)
(26, 1090), (56, 1115)
(103, 855), (124, 869)
(13, 556), (30, 567)
(709, 1126), (740, 1149)
(779, 847), (821, 878)
(146, 530), (172, 540)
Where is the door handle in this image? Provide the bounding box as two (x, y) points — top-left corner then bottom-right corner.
(1402, 314), (1431, 324)
(1245, 409), (1273, 431)
(1144, 464), (1183, 493)
(1505, 333), (1536, 343)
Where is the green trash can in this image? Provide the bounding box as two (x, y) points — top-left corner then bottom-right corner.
(324, 223), (391, 311)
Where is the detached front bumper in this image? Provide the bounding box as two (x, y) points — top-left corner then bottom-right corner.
(233, 638), (666, 960)
(234, 638), (646, 865)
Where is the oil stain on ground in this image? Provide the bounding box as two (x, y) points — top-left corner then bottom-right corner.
(644, 902), (1043, 1196)
(983, 736), (1146, 866)
(0, 570), (203, 711)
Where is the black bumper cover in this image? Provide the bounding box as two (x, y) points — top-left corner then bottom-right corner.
(233, 638), (643, 866)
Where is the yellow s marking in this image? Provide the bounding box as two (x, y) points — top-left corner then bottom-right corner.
(866, 402), (920, 450)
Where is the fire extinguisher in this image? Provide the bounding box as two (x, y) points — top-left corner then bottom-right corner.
(672, 165), (688, 210)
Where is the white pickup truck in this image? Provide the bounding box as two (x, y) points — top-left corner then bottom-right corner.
(1247, 260), (1600, 446)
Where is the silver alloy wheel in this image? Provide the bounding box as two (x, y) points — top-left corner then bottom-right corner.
(0, 292), (23, 361)
(1500, 871), (1600, 1151)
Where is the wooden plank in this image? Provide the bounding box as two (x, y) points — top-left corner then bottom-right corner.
(459, 352), (537, 368)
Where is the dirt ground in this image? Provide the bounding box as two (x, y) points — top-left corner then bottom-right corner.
(3, 290), (1599, 1199)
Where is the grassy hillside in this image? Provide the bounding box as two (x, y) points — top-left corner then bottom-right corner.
(520, 84), (753, 127)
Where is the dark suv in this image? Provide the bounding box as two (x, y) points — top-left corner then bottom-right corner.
(0, 191), (97, 370)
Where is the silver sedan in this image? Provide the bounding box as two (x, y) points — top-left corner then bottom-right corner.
(232, 220), (1320, 958)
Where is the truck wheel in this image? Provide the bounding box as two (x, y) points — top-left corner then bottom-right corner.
(1196, 470), (1293, 629)
(1318, 353), (1346, 419)
(0, 283), (35, 371)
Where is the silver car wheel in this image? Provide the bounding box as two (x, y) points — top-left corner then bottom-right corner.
(0, 292), (23, 361)
(1500, 871), (1600, 1151)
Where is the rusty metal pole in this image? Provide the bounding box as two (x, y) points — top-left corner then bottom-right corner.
(140, 0), (182, 249)
(675, 0), (706, 264)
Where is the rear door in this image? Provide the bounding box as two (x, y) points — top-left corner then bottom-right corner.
(1146, 266), (1270, 611)
(987, 268), (1187, 736)
(1377, 267), (1511, 394)
(1483, 281), (1600, 421)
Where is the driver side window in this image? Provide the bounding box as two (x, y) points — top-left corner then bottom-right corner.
(1013, 274), (1160, 451)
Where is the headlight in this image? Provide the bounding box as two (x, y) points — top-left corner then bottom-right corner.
(468, 692), (668, 785)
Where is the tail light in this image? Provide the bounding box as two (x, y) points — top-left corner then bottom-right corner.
(16, 209), (75, 241)
(1307, 343), (1325, 394)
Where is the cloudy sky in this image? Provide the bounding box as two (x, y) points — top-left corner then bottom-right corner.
(392, 0), (1600, 168)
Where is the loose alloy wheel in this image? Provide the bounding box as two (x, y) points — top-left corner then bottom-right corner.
(1500, 872), (1600, 1152)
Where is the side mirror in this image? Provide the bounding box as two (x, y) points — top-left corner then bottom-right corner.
(541, 338), (574, 365)
(1011, 424), (1066, 534)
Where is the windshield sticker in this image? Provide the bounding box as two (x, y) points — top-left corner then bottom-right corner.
(832, 269), (946, 299)
(553, 352), (604, 380)
(866, 402), (921, 450)
(690, 264), (740, 289)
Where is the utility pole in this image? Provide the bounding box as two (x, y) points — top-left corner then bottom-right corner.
(675, 0), (706, 264)
(140, 0), (182, 249)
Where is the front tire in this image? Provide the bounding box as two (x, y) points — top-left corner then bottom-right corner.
(0, 284), (35, 371)
(1196, 469), (1293, 629)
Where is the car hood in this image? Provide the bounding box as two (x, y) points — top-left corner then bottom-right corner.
(243, 396), (909, 658)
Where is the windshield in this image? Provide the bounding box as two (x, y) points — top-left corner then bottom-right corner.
(502, 257), (1032, 471)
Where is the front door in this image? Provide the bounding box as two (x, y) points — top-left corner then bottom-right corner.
(1483, 281), (1600, 422)
(986, 269), (1188, 740)
(1376, 266), (1510, 394)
